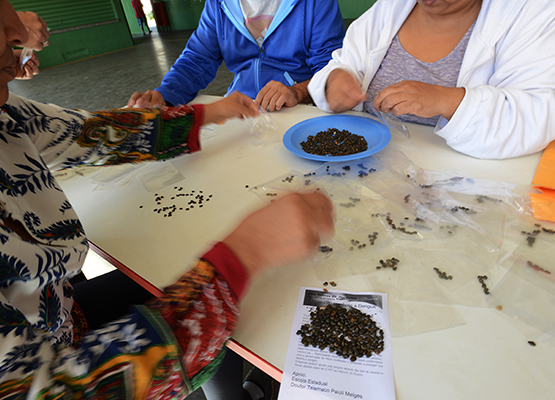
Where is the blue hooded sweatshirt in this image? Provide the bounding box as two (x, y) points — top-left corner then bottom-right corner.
(155, 0), (345, 105)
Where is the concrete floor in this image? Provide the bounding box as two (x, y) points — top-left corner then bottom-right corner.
(8, 31), (234, 111)
(7, 31), (244, 400)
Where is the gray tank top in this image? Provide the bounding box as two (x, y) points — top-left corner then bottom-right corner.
(364, 23), (474, 126)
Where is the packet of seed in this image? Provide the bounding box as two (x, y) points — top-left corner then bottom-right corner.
(278, 287), (396, 400)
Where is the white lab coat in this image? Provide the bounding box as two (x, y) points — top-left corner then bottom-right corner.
(308, 0), (555, 159)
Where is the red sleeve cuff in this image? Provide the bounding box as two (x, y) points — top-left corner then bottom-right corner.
(188, 104), (204, 153)
(201, 242), (250, 301)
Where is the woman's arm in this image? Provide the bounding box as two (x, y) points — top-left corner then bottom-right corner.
(0, 192), (334, 398)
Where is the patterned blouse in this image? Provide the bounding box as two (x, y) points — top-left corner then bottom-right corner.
(0, 94), (249, 399)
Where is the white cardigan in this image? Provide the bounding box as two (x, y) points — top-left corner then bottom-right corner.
(308, 0), (555, 159)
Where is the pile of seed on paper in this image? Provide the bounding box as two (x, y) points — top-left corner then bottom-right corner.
(296, 304), (384, 362)
(300, 128), (368, 156)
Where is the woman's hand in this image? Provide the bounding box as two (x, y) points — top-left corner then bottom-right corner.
(203, 92), (259, 125)
(16, 11), (50, 51)
(325, 69), (366, 113)
(127, 90), (166, 108)
(13, 49), (39, 80)
(223, 192), (335, 279)
(373, 81), (465, 120)
(255, 80), (309, 112)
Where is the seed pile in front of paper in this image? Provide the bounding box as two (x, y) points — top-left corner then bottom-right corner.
(296, 304), (384, 362)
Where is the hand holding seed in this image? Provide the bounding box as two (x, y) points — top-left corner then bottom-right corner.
(13, 49), (40, 79)
(373, 81), (465, 120)
(223, 192), (335, 278)
(325, 69), (366, 113)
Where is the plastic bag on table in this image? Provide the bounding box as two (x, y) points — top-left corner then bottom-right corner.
(388, 298), (466, 337)
(434, 191), (506, 252)
(415, 248), (490, 292)
(502, 212), (555, 257)
(314, 195), (394, 280)
(91, 162), (150, 190)
(487, 236), (555, 344)
(375, 150), (529, 212)
(244, 107), (280, 147)
(378, 180), (506, 254)
(138, 161), (185, 192)
(248, 170), (310, 203)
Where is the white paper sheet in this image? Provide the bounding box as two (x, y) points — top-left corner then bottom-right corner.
(278, 287), (396, 400)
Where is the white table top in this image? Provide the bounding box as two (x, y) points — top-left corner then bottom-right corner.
(58, 96), (554, 399)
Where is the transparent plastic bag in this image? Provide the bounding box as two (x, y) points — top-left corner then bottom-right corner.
(19, 47), (33, 69)
(487, 236), (555, 343)
(388, 298), (466, 337)
(138, 161), (185, 192)
(314, 196), (394, 280)
(248, 170), (308, 203)
(368, 103), (410, 139)
(244, 107), (280, 147)
(91, 162), (150, 190)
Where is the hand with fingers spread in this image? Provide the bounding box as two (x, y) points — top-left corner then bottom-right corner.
(373, 81), (465, 121)
(203, 91), (259, 125)
(13, 49), (39, 80)
(223, 192), (335, 279)
(16, 11), (49, 51)
(325, 69), (366, 113)
(127, 90), (167, 108)
(255, 80), (309, 112)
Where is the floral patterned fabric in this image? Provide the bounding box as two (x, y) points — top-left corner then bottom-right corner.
(0, 93), (243, 398)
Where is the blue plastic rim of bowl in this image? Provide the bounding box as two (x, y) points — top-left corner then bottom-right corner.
(283, 114), (392, 162)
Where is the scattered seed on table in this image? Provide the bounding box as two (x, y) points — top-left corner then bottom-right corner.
(377, 258), (400, 271)
(320, 245), (333, 253)
(528, 341), (536, 347)
(476, 195), (502, 203)
(433, 267), (453, 280)
(450, 205), (476, 214)
(526, 261), (552, 275)
(477, 275), (490, 294)
(282, 175), (295, 183)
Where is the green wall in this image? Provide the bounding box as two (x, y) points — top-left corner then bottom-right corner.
(12, 0), (133, 69)
(161, 0), (205, 31)
(38, 22), (133, 69)
(338, 0), (377, 20)
(121, 0), (144, 35)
